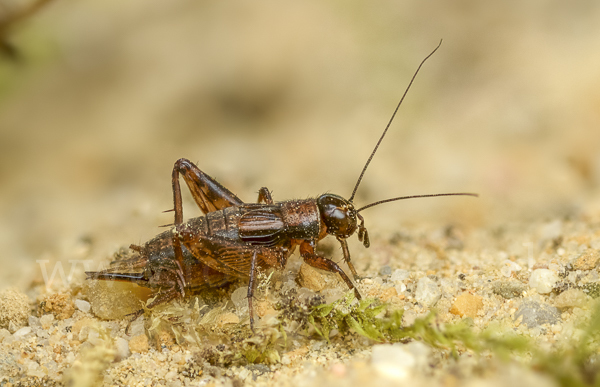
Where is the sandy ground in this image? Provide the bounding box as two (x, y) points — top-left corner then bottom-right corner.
(1, 1), (600, 386)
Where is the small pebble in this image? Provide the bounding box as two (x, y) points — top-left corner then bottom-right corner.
(500, 260), (522, 278)
(391, 269), (410, 282)
(237, 368), (250, 381)
(8, 321), (18, 333)
(115, 337), (131, 360)
(13, 326), (33, 339)
(40, 313), (55, 330)
(554, 289), (589, 309)
(129, 334), (150, 353)
(75, 299), (91, 313)
(372, 344), (416, 380)
(492, 281), (526, 299)
(71, 317), (94, 338)
(26, 359), (44, 378)
(41, 293), (75, 320)
(28, 316), (41, 329)
(415, 277), (441, 307)
(297, 263), (342, 292)
(246, 363), (271, 376)
(572, 250), (600, 271)
(379, 265), (392, 276)
(450, 293), (484, 318)
(395, 283), (407, 294)
(380, 287), (398, 302)
(155, 329), (176, 349)
(514, 300), (560, 327)
(529, 269), (558, 294)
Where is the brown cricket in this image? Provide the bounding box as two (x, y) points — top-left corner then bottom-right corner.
(86, 41), (477, 330)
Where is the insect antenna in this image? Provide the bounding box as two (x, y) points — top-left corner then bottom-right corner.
(357, 192), (478, 213)
(349, 40), (442, 202)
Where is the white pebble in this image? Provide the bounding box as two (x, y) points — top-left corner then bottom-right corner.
(8, 321), (18, 333)
(372, 344), (416, 380)
(26, 360), (45, 378)
(405, 341), (431, 372)
(13, 326), (32, 339)
(395, 283), (407, 294)
(75, 299), (91, 313)
(238, 368), (250, 381)
(391, 269), (410, 282)
(40, 314), (54, 329)
(415, 277), (441, 307)
(529, 269), (558, 294)
(500, 260), (522, 277)
(165, 370), (178, 381)
(28, 316), (41, 329)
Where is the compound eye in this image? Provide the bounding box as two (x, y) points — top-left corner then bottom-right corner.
(329, 207), (347, 222)
(317, 194), (357, 238)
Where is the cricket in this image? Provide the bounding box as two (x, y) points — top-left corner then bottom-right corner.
(86, 40), (477, 331)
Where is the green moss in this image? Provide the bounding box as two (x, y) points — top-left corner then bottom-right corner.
(580, 282), (600, 299)
(133, 282), (600, 385)
(307, 294), (600, 386)
(308, 292), (386, 343)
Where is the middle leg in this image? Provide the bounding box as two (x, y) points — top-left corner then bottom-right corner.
(247, 250), (259, 331)
(257, 187), (273, 204)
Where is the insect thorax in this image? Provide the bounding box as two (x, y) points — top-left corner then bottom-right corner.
(279, 200), (321, 240)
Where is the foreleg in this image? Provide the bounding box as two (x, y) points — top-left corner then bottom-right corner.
(337, 237), (359, 278)
(299, 240), (361, 300)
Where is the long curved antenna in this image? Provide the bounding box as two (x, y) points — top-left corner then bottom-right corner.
(357, 192), (477, 213)
(349, 40), (442, 202)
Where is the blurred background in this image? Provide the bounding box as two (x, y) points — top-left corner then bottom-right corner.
(1, 0), (599, 287)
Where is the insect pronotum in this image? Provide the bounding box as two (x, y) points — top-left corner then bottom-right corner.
(86, 40), (477, 330)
